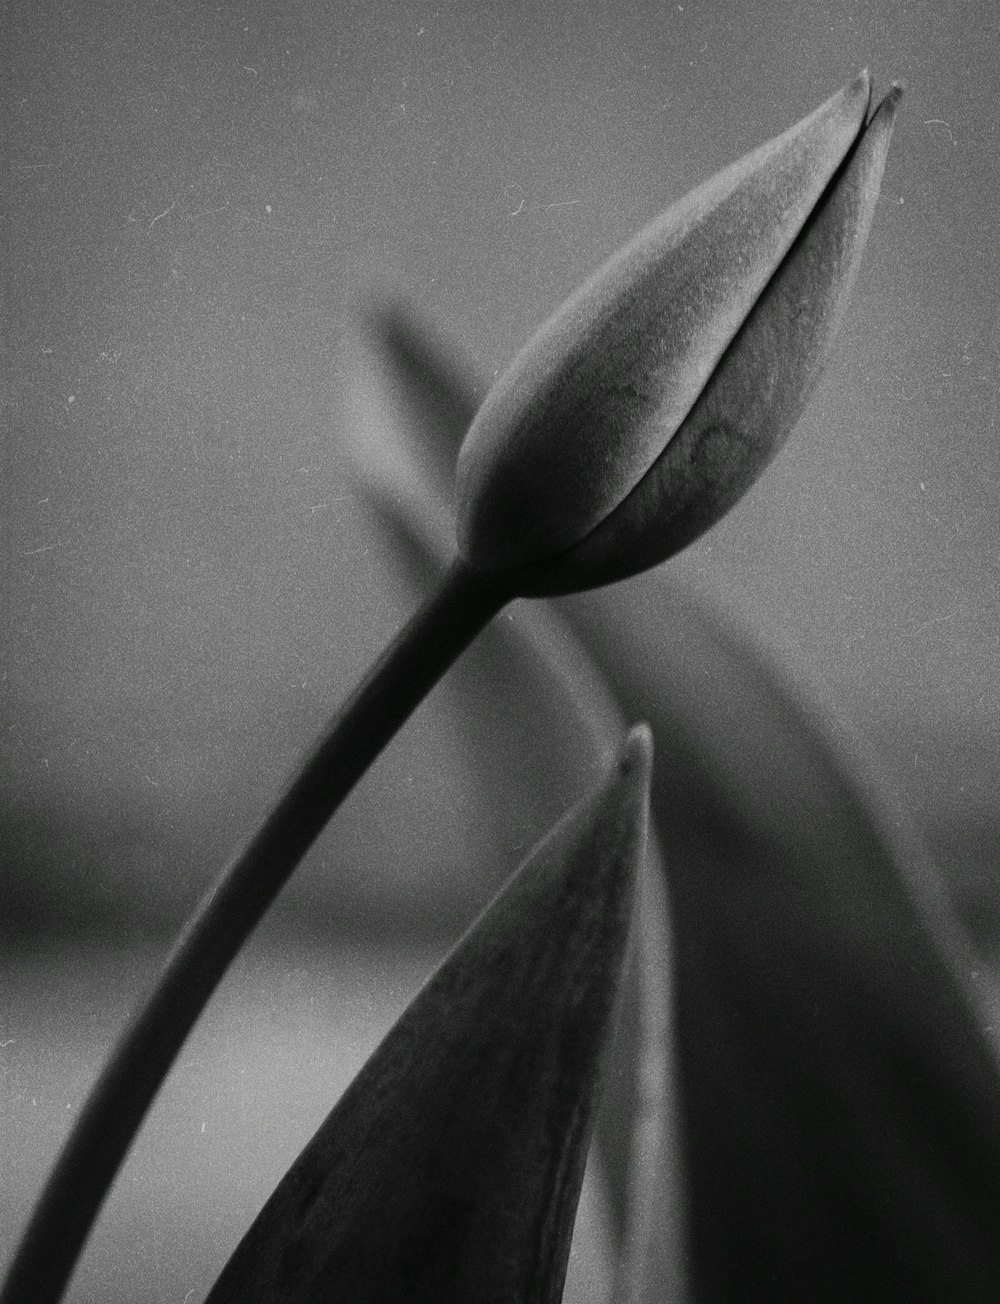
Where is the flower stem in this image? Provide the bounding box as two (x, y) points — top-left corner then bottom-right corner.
(1, 557), (510, 1304)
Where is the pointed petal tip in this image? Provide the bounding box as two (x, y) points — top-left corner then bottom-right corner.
(843, 68), (872, 115)
(864, 80), (904, 148)
(879, 81), (906, 116)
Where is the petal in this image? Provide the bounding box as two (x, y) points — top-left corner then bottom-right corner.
(533, 84), (903, 594)
(457, 72), (871, 577)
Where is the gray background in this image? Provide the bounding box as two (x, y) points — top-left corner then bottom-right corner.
(1, 2), (998, 1297)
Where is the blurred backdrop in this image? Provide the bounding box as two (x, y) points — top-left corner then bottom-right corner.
(2, 0), (998, 1298)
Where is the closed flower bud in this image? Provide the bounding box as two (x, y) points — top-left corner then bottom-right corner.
(456, 72), (902, 595)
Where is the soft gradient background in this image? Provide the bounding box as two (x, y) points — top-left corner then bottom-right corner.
(2, 1), (998, 1299)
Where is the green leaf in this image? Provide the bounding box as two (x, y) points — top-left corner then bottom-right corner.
(205, 727), (652, 1304)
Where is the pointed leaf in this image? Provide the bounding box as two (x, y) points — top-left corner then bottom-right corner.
(206, 727), (652, 1304)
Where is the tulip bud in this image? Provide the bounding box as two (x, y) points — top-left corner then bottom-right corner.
(456, 72), (902, 595)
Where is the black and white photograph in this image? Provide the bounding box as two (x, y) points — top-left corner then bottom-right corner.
(2, 2), (999, 1300)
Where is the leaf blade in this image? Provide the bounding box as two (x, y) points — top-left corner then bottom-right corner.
(206, 727), (652, 1304)
(566, 578), (1000, 1302)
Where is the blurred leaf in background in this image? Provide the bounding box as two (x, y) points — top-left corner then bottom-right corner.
(347, 297), (1000, 1301)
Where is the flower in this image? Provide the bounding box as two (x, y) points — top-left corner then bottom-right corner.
(455, 72), (902, 595)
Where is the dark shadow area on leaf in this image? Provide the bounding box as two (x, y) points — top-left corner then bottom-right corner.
(567, 579), (1000, 1303)
(206, 729), (650, 1304)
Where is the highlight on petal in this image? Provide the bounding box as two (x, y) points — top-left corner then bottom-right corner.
(455, 72), (901, 594)
(205, 727), (652, 1304)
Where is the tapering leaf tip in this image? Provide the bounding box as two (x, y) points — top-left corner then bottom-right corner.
(205, 730), (651, 1304)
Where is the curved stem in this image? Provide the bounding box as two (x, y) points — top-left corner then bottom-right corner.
(1, 557), (511, 1304)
